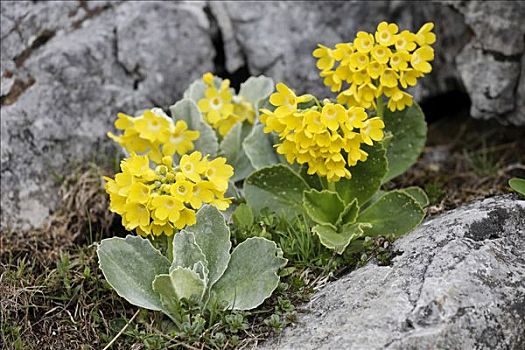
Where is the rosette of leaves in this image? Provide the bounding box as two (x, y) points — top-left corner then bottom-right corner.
(244, 104), (428, 253)
(175, 75), (280, 182)
(97, 206), (287, 323)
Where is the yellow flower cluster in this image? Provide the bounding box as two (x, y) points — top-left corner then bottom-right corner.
(104, 152), (234, 236)
(313, 22), (436, 112)
(260, 83), (384, 182)
(197, 73), (255, 136)
(108, 108), (199, 164)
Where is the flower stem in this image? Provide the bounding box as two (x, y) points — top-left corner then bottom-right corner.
(167, 234), (174, 261)
(376, 96), (384, 119)
(327, 181), (336, 192)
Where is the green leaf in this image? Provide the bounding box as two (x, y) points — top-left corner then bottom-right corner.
(153, 267), (206, 303)
(298, 165), (324, 191)
(184, 205), (231, 289)
(171, 231), (207, 272)
(232, 203), (254, 230)
(357, 190), (425, 237)
(312, 223), (368, 254)
(400, 186), (429, 208)
(219, 122), (254, 182)
(335, 143), (388, 205)
(337, 199), (359, 226)
(302, 189), (345, 228)
(509, 177), (525, 196)
(243, 124), (279, 169)
(238, 76), (274, 107)
(183, 79), (207, 102)
(383, 102), (427, 182)
(97, 235), (170, 311)
(244, 164), (310, 220)
(212, 237), (287, 310)
(169, 99), (219, 157)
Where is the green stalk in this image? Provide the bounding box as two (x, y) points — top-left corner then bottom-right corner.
(376, 96), (384, 119)
(167, 234), (174, 262)
(327, 181), (336, 192)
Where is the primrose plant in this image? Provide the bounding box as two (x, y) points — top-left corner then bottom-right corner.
(97, 20), (437, 327)
(99, 71), (284, 324)
(243, 21), (436, 253)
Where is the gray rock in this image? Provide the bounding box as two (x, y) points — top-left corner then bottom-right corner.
(262, 196), (525, 350)
(2, 1), (524, 230)
(214, 1), (525, 125)
(0, 1), (214, 230)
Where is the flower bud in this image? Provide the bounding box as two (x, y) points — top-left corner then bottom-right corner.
(162, 156), (173, 167)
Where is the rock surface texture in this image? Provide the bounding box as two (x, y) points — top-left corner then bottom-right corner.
(1, 1), (524, 229)
(261, 196), (525, 350)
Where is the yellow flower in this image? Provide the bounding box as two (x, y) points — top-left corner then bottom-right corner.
(371, 45), (392, 64)
(151, 195), (183, 223)
(105, 150), (232, 236)
(313, 44), (335, 71)
(198, 79), (234, 125)
(114, 169), (134, 196)
(232, 97), (256, 124)
(122, 154), (156, 180)
(134, 109), (171, 143)
(415, 22), (436, 46)
(320, 70), (343, 92)
(109, 109), (198, 163)
(203, 72), (214, 85)
(173, 207), (197, 229)
(171, 173), (194, 203)
(375, 22), (399, 46)
(335, 64), (352, 82)
(115, 113), (134, 130)
(349, 52), (369, 71)
(337, 87), (360, 107)
(333, 43), (354, 61)
(346, 106), (368, 129)
(304, 110), (325, 134)
(351, 68), (372, 86)
(411, 46), (434, 73)
(260, 109), (286, 134)
(399, 69), (421, 88)
(128, 182), (151, 204)
(205, 157), (234, 192)
(149, 222), (174, 236)
(360, 117), (385, 145)
(108, 193), (126, 215)
(321, 103), (346, 131)
(380, 69), (398, 88)
(276, 140), (298, 164)
(367, 61), (384, 80)
(325, 154), (351, 182)
(389, 51), (410, 71)
(209, 192), (233, 211)
(216, 115), (242, 136)
(197, 73), (259, 136)
(124, 202), (150, 229)
(313, 21), (436, 113)
(180, 151), (206, 182)
(189, 180), (215, 209)
(387, 91), (413, 112)
(269, 83), (306, 116)
(162, 120), (199, 157)
(354, 31), (375, 53)
(395, 30), (417, 52)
